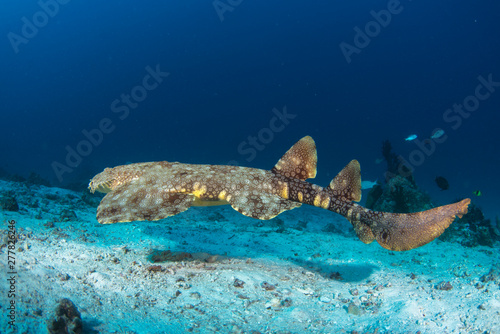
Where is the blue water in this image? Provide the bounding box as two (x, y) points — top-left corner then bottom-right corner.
(1, 0), (499, 217)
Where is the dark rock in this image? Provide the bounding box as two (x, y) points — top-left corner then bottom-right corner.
(47, 298), (82, 334)
(329, 272), (343, 280)
(382, 140), (399, 180)
(280, 298), (293, 307)
(45, 193), (60, 201)
(370, 176), (432, 213)
(80, 191), (103, 207)
(26, 198), (39, 209)
(435, 281), (453, 291)
(480, 268), (499, 283)
(59, 273), (70, 281)
(207, 211), (226, 222)
(476, 226), (494, 247)
(149, 249), (194, 263)
(0, 192), (19, 212)
(440, 202), (495, 247)
(365, 184), (383, 210)
(147, 265), (163, 272)
(381, 140), (415, 185)
(9, 174), (26, 183)
(0, 166), (10, 180)
(294, 220), (308, 231)
(493, 216), (500, 240)
(44, 221), (55, 228)
(26, 172), (51, 187)
(59, 210), (77, 222)
(233, 278), (245, 288)
(261, 282), (276, 291)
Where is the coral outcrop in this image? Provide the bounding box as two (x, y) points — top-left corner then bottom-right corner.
(366, 175), (433, 213)
(439, 202), (498, 247)
(47, 298), (82, 334)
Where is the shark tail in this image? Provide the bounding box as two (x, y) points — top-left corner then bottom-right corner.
(327, 160), (470, 251)
(354, 199), (470, 251)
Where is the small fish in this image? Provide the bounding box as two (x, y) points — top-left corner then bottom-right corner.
(405, 134), (417, 141)
(361, 180), (378, 190)
(431, 129), (445, 139)
(435, 176), (449, 190)
(472, 190), (482, 196)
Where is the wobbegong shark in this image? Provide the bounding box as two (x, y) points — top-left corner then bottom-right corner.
(89, 136), (470, 251)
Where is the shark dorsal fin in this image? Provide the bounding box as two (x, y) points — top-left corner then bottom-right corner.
(272, 136), (317, 180)
(327, 160), (362, 202)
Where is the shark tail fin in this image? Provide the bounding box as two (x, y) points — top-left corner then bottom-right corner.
(272, 136), (317, 180)
(355, 198), (471, 251)
(325, 161), (470, 250)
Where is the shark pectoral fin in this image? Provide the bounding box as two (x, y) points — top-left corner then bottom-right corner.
(366, 198), (471, 251)
(272, 136), (317, 180)
(327, 160), (362, 202)
(96, 184), (194, 224)
(226, 192), (301, 220)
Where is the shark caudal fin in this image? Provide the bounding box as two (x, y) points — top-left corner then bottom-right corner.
(272, 136), (317, 180)
(361, 199), (470, 251)
(324, 160), (470, 250)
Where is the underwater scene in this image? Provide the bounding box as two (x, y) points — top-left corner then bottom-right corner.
(1, 1), (500, 333)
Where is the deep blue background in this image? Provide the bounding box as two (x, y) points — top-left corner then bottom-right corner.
(1, 0), (499, 217)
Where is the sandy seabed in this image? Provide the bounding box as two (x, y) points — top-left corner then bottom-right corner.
(1, 180), (499, 334)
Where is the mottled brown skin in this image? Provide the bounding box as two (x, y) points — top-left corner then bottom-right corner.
(89, 136), (470, 251)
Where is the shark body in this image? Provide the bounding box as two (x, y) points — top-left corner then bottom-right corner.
(89, 136), (470, 251)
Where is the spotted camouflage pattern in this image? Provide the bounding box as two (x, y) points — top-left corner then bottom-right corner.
(89, 136), (470, 251)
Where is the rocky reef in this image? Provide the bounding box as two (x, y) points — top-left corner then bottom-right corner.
(367, 140), (499, 248)
(381, 140), (415, 185)
(439, 201), (500, 247)
(47, 298), (82, 334)
(365, 175), (433, 213)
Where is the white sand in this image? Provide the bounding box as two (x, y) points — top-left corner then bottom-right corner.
(1, 180), (499, 334)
